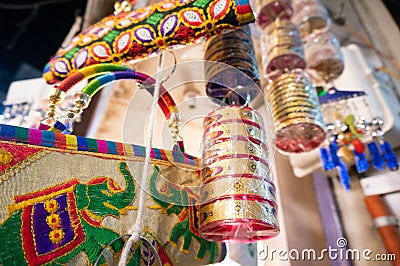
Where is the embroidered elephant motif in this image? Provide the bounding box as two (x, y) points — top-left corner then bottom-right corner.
(0, 161), (135, 266)
(149, 166), (222, 263)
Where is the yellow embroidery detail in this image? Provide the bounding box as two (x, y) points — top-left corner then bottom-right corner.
(44, 199), (59, 213)
(0, 149), (12, 164)
(49, 229), (64, 244)
(46, 213), (61, 227)
(7, 184), (76, 214)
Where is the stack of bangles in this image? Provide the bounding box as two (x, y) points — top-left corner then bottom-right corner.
(267, 71), (325, 153)
(199, 106), (279, 242)
(41, 64), (180, 139)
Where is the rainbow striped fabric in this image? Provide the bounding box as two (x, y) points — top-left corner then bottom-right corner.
(0, 124), (199, 167)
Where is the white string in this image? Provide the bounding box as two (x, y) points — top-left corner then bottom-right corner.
(118, 52), (165, 266)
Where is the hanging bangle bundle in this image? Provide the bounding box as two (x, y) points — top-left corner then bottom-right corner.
(199, 106), (279, 242)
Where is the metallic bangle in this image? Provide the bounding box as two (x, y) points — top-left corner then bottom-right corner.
(266, 53), (306, 74)
(263, 36), (303, 51)
(202, 140), (270, 162)
(267, 72), (311, 87)
(267, 45), (304, 58)
(199, 198), (279, 227)
(265, 19), (298, 35)
(269, 91), (319, 107)
(200, 177), (276, 204)
(204, 106), (263, 127)
(272, 100), (320, 115)
(268, 93), (319, 108)
(202, 156), (272, 184)
(203, 123), (265, 143)
(275, 117), (325, 132)
(274, 107), (322, 122)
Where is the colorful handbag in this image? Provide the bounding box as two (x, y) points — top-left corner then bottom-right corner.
(0, 124), (225, 265)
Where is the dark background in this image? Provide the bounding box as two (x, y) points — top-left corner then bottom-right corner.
(0, 0), (399, 99)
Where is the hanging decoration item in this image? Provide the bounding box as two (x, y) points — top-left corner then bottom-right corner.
(367, 117), (399, 171)
(43, 0), (255, 84)
(261, 20), (306, 79)
(304, 31), (344, 83)
(290, 0), (396, 186)
(266, 71), (325, 153)
(291, 0), (331, 37)
(204, 26), (261, 105)
(199, 106), (279, 242)
(41, 64), (179, 140)
(251, 0), (293, 29)
(256, 0), (325, 154)
(318, 87), (399, 190)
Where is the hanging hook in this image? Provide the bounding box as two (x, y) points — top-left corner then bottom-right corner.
(138, 50), (177, 90)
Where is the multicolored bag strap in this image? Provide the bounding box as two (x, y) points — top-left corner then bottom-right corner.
(42, 64), (180, 142)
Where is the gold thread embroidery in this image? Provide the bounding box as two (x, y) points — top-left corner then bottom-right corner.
(0, 149), (50, 186)
(0, 149), (12, 164)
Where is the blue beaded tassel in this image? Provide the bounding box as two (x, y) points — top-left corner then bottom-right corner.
(329, 139), (351, 190)
(380, 141), (399, 171)
(367, 142), (385, 171)
(320, 147), (335, 171)
(370, 117), (398, 171)
(354, 150), (369, 173)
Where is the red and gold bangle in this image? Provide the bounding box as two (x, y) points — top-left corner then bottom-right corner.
(199, 198), (279, 227)
(203, 106), (263, 127)
(202, 156), (272, 184)
(202, 139), (270, 161)
(200, 177), (276, 204)
(203, 123), (266, 143)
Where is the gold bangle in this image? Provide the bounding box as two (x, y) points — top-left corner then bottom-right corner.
(200, 177), (276, 204)
(199, 198), (279, 227)
(267, 72), (311, 87)
(204, 106), (263, 127)
(202, 139), (270, 161)
(275, 117), (325, 132)
(267, 44), (304, 57)
(263, 36), (303, 51)
(265, 19), (298, 35)
(274, 109), (322, 124)
(203, 123), (265, 143)
(268, 87), (318, 101)
(272, 101), (320, 116)
(202, 156), (272, 183)
(269, 94), (319, 109)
